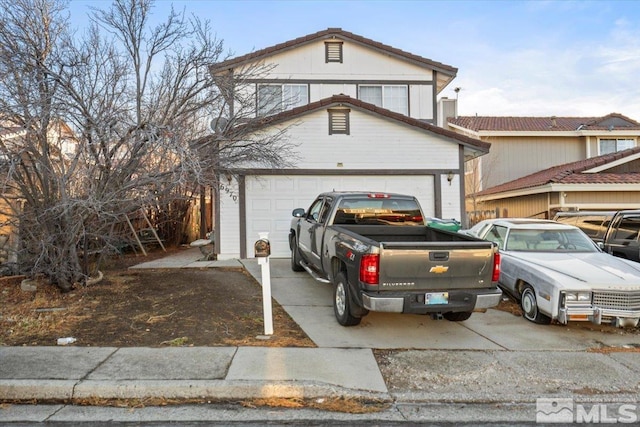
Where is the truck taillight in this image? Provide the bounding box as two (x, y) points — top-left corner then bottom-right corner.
(360, 254), (379, 285)
(492, 253), (501, 282)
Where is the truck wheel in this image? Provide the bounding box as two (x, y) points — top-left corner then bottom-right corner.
(520, 285), (551, 324)
(443, 311), (472, 321)
(290, 235), (304, 272)
(333, 271), (361, 326)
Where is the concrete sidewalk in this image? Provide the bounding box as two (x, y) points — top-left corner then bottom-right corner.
(0, 346), (388, 401)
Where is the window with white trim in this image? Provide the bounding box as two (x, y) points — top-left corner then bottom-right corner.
(359, 85), (408, 115)
(257, 84), (309, 116)
(325, 41), (343, 63)
(599, 138), (635, 155)
(328, 108), (350, 135)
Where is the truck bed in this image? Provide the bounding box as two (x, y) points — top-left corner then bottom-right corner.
(332, 224), (478, 243)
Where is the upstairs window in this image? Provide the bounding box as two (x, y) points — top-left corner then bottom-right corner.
(599, 138), (635, 155)
(359, 85), (408, 115)
(328, 108), (350, 135)
(325, 41), (343, 63)
(257, 84), (308, 116)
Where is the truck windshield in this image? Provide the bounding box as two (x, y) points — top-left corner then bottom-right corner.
(333, 198), (424, 225)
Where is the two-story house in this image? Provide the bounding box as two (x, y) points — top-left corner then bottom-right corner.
(446, 114), (640, 221)
(208, 28), (491, 259)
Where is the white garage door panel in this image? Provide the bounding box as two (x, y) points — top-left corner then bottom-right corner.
(245, 175), (435, 258)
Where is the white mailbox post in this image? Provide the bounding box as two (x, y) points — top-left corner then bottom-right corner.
(254, 232), (273, 336)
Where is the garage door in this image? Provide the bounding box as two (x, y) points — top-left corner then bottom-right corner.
(245, 175), (435, 257)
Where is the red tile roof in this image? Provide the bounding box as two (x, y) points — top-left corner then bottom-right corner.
(449, 113), (640, 132)
(210, 28), (457, 77)
(476, 146), (640, 196)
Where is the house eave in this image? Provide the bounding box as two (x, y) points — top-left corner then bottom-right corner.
(456, 129), (640, 138)
(474, 183), (640, 202)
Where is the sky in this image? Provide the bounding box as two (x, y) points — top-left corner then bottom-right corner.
(67, 0), (640, 120)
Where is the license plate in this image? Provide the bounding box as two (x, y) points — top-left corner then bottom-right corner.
(425, 292), (449, 305)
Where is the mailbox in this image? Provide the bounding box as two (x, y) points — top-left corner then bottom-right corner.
(254, 238), (271, 257)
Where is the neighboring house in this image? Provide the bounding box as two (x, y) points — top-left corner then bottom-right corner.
(208, 28), (491, 259)
(467, 147), (640, 221)
(0, 118), (77, 264)
(448, 114), (640, 190)
(446, 114), (640, 222)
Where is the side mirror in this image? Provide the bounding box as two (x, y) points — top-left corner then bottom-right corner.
(292, 208), (305, 218)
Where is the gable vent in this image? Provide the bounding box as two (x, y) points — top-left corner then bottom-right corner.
(325, 41), (343, 63)
(328, 108), (350, 135)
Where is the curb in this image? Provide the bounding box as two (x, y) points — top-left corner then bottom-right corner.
(1, 379), (392, 402)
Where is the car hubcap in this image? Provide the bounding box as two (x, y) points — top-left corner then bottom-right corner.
(522, 290), (535, 317)
(336, 282), (346, 316)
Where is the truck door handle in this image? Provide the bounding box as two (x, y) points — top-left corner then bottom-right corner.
(430, 252), (449, 261)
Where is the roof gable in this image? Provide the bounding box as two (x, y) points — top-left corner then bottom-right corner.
(477, 146), (640, 196)
(252, 94), (489, 156)
(450, 113), (640, 133)
(210, 28), (457, 92)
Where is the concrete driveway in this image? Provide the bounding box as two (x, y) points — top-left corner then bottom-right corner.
(242, 258), (638, 350)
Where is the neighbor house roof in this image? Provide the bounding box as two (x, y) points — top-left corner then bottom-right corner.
(210, 28), (457, 92)
(449, 113), (640, 133)
(476, 147), (640, 196)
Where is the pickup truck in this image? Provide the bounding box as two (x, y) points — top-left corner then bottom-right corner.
(599, 209), (640, 262)
(289, 191), (502, 326)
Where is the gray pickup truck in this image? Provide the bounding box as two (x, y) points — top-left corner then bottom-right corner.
(289, 191), (502, 326)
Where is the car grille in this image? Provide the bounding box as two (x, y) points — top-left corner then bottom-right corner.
(593, 291), (640, 311)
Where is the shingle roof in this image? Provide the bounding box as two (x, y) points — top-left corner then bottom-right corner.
(210, 27), (457, 77)
(476, 146), (640, 196)
(256, 94), (490, 153)
(449, 113), (640, 132)
(195, 95), (490, 154)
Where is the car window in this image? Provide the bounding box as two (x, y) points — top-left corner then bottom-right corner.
(576, 216), (608, 237)
(318, 197), (333, 224)
(612, 216), (640, 241)
(307, 198), (324, 222)
(506, 228), (597, 252)
(334, 197), (424, 225)
(485, 225), (508, 249)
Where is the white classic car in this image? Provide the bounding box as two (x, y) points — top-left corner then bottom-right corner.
(469, 218), (640, 327)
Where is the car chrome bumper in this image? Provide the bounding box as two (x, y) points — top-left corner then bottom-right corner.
(362, 294), (404, 312)
(559, 307), (640, 327)
(475, 291), (503, 310)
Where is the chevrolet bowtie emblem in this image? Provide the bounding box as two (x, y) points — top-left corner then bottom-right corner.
(429, 265), (449, 274)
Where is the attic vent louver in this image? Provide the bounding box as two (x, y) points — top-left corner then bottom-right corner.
(328, 108), (350, 135)
(325, 41), (343, 63)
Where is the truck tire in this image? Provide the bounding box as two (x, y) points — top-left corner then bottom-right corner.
(520, 285), (551, 324)
(290, 234), (304, 272)
(443, 311), (472, 321)
(333, 271), (361, 326)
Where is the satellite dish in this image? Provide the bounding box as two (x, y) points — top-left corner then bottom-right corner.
(210, 117), (229, 133)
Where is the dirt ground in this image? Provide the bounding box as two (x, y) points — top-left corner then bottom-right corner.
(0, 247), (315, 348)
(1, 246), (637, 348)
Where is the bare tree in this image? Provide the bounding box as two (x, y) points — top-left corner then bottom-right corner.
(0, 0), (296, 291)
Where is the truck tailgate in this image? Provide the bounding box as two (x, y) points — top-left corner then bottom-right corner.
(377, 241), (495, 290)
